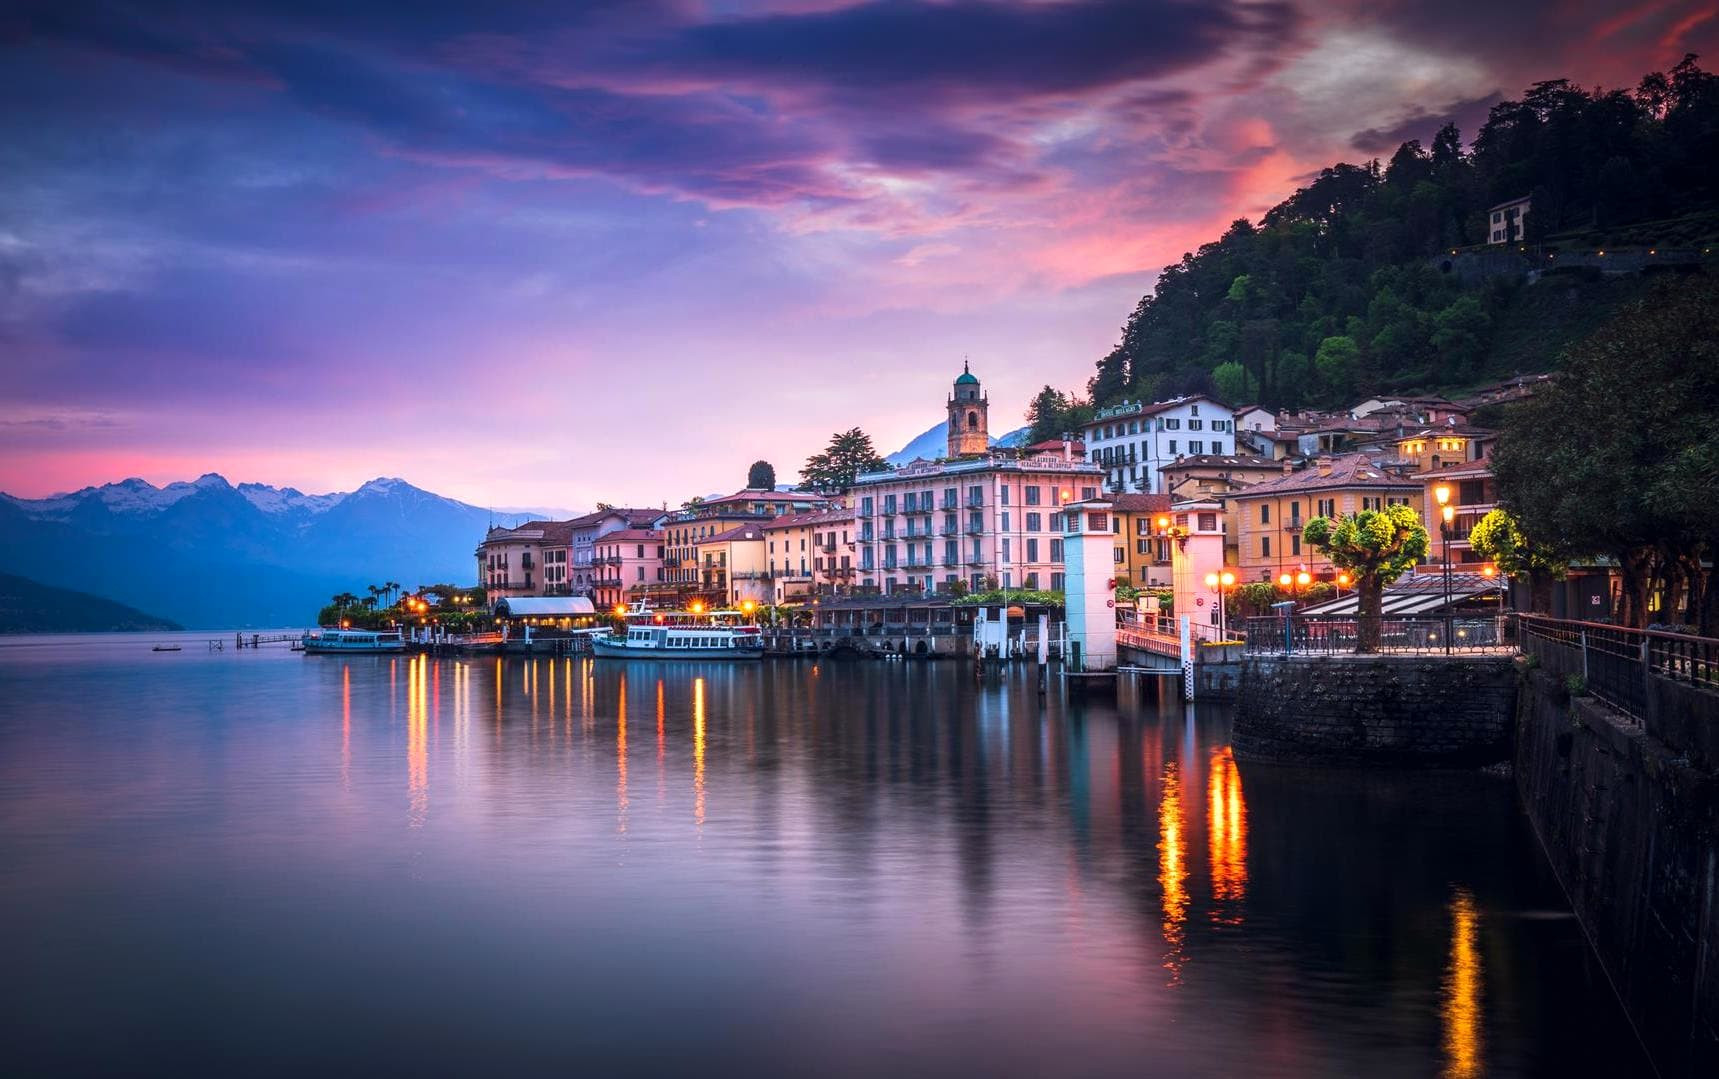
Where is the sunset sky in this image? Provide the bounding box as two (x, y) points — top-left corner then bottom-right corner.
(3, 0), (1714, 509)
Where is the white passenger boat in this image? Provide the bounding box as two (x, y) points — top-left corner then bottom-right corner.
(300, 628), (406, 654)
(591, 606), (764, 661)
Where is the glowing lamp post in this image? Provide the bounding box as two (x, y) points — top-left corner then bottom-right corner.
(1435, 484), (1454, 655)
(1204, 569), (1236, 640)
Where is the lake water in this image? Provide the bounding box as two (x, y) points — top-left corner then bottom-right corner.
(1, 633), (1648, 1077)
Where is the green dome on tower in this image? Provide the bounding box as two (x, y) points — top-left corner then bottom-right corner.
(954, 360), (978, 386)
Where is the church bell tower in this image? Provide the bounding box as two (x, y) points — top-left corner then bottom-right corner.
(946, 361), (990, 458)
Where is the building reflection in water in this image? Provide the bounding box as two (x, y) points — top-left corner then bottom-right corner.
(1443, 887), (1484, 1078)
(692, 675), (706, 828)
(616, 677), (629, 834)
(1158, 760), (1189, 983)
(1207, 746), (1247, 921)
(407, 655), (428, 828)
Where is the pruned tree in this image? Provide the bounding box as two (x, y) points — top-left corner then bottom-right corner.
(747, 460), (777, 490)
(1302, 505), (1430, 652)
(1468, 508), (1568, 613)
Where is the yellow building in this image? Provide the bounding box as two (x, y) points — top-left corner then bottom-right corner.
(1109, 493), (1174, 588)
(696, 525), (770, 608)
(1230, 454), (1424, 584)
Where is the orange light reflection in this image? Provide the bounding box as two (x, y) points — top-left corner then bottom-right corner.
(1442, 888), (1484, 1078)
(1158, 761), (1189, 983)
(1207, 747), (1248, 920)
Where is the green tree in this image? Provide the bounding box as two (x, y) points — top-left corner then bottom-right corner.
(1210, 361), (1259, 405)
(1313, 336), (1360, 398)
(1024, 385), (1075, 444)
(1467, 508), (1568, 613)
(1430, 295), (1491, 375)
(1302, 505), (1431, 651)
(800, 428), (890, 494)
(747, 460), (777, 489)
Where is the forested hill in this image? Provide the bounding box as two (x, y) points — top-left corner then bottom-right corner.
(1082, 56), (1719, 415)
(0, 573), (181, 634)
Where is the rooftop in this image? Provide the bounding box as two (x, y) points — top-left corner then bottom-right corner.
(1231, 454), (1423, 497)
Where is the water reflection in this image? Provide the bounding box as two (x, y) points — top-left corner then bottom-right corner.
(1207, 746), (1247, 919)
(1158, 761), (1189, 983)
(1444, 887), (1485, 1078)
(0, 648), (1646, 1078)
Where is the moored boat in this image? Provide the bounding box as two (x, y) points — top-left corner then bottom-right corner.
(592, 606), (764, 661)
(300, 628), (406, 654)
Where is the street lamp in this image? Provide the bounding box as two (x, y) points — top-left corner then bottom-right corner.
(1204, 569), (1236, 640)
(1439, 501), (1456, 655)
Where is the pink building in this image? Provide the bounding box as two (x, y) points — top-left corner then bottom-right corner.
(591, 528), (665, 611)
(851, 366), (1105, 595)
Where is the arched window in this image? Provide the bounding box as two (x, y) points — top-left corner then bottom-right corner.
(967, 410), (978, 430)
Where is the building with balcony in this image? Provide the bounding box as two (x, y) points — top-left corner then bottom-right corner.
(1422, 457), (1498, 567)
(1159, 453), (1282, 501)
(1110, 492), (1174, 588)
(590, 528), (665, 611)
(763, 507), (853, 603)
(1229, 454), (1425, 584)
(811, 508), (857, 593)
(1080, 395), (1236, 494)
(852, 365), (1105, 596)
(695, 525), (770, 609)
(475, 520), (574, 601)
(568, 507), (667, 596)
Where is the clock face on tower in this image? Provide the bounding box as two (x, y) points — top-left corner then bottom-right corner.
(947, 361), (989, 458)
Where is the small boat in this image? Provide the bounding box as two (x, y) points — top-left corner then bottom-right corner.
(300, 628), (406, 655)
(592, 604), (764, 661)
(151, 644), (182, 652)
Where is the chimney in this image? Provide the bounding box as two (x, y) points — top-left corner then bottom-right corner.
(1318, 457), (1333, 477)
(1060, 431), (1073, 461)
(1282, 457), (1294, 475)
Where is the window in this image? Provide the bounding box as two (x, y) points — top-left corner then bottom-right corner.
(1291, 534), (1301, 556)
(1190, 440), (1204, 455)
(861, 496), (873, 516)
(1316, 498), (1335, 518)
(1198, 512), (1217, 531)
(1260, 503), (1270, 525)
(1189, 419), (1203, 431)
(1113, 547), (1124, 563)
(1001, 512), (1011, 532)
(883, 494), (896, 515)
(1136, 539), (1149, 555)
(1000, 486), (1010, 505)
(1049, 513), (1066, 532)
(1164, 418), (1181, 430)
(1024, 485), (1041, 505)
(1262, 536), (1271, 557)
(1081, 487), (1098, 500)
(1190, 404), (1200, 416)
(1168, 440), (1177, 454)
(1027, 538), (1039, 562)
(1026, 512), (1042, 532)
(1129, 420), (1139, 434)
(1001, 538), (1010, 562)
(1051, 572), (1065, 590)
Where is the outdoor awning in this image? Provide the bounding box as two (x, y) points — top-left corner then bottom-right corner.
(1299, 585), (1498, 617)
(493, 596), (597, 618)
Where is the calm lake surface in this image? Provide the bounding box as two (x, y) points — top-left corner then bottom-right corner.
(1, 633), (1647, 1077)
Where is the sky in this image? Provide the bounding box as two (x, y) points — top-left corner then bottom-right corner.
(3, 0), (1715, 509)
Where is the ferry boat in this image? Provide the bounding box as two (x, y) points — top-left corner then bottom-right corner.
(591, 606), (764, 661)
(300, 628), (406, 655)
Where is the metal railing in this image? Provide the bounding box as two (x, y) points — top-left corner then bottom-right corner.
(1517, 615), (1719, 721)
(1242, 614), (1513, 655)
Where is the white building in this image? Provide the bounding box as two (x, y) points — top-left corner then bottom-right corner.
(1487, 196), (1530, 244)
(1079, 395), (1236, 495)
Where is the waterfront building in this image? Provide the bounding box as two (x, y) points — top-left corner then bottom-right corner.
(1080, 395), (1236, 494)
(763, 508), (853, 603)
(475, 520), (573, 601)
(1230, 454), (1425, 583)
(694, 488), (831, 518)
(695, 524), (770, 609)
(811, 508), (857, 593)
(591, 528), (665, 611)
(568, 507), (666, 596)
(1109, 492), (1174, 588)
(851, 365), (1104, 595)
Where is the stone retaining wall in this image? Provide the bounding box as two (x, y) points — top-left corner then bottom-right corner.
(1233, 654), (1517, 766)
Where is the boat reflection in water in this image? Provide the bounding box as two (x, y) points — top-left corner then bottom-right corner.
(0, 646), (1647, 1078)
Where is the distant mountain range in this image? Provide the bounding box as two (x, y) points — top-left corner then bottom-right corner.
(0, 572), (180, 634)
(886, 422), (1029, 466)
(0, 475), (547, 629)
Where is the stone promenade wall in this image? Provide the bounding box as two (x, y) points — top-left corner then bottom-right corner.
(1233, 654), (1517, 766)
(1517, 665), (1719, 1076)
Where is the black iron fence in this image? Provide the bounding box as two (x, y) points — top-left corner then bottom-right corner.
(1242, 614), (1513, 655)
(1517, 615), (1719, 722)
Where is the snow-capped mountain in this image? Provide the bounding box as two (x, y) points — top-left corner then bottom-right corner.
(0, 475), (545, 629)
(885, 422), (1030, 467)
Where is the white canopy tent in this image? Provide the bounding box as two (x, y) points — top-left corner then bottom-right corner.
(493, 596), (597, 618)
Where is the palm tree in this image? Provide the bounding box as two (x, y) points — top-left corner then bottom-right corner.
(332, 592), (358, 610)
(385, 580), (402, 607)
(366, 585), (382, 608)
